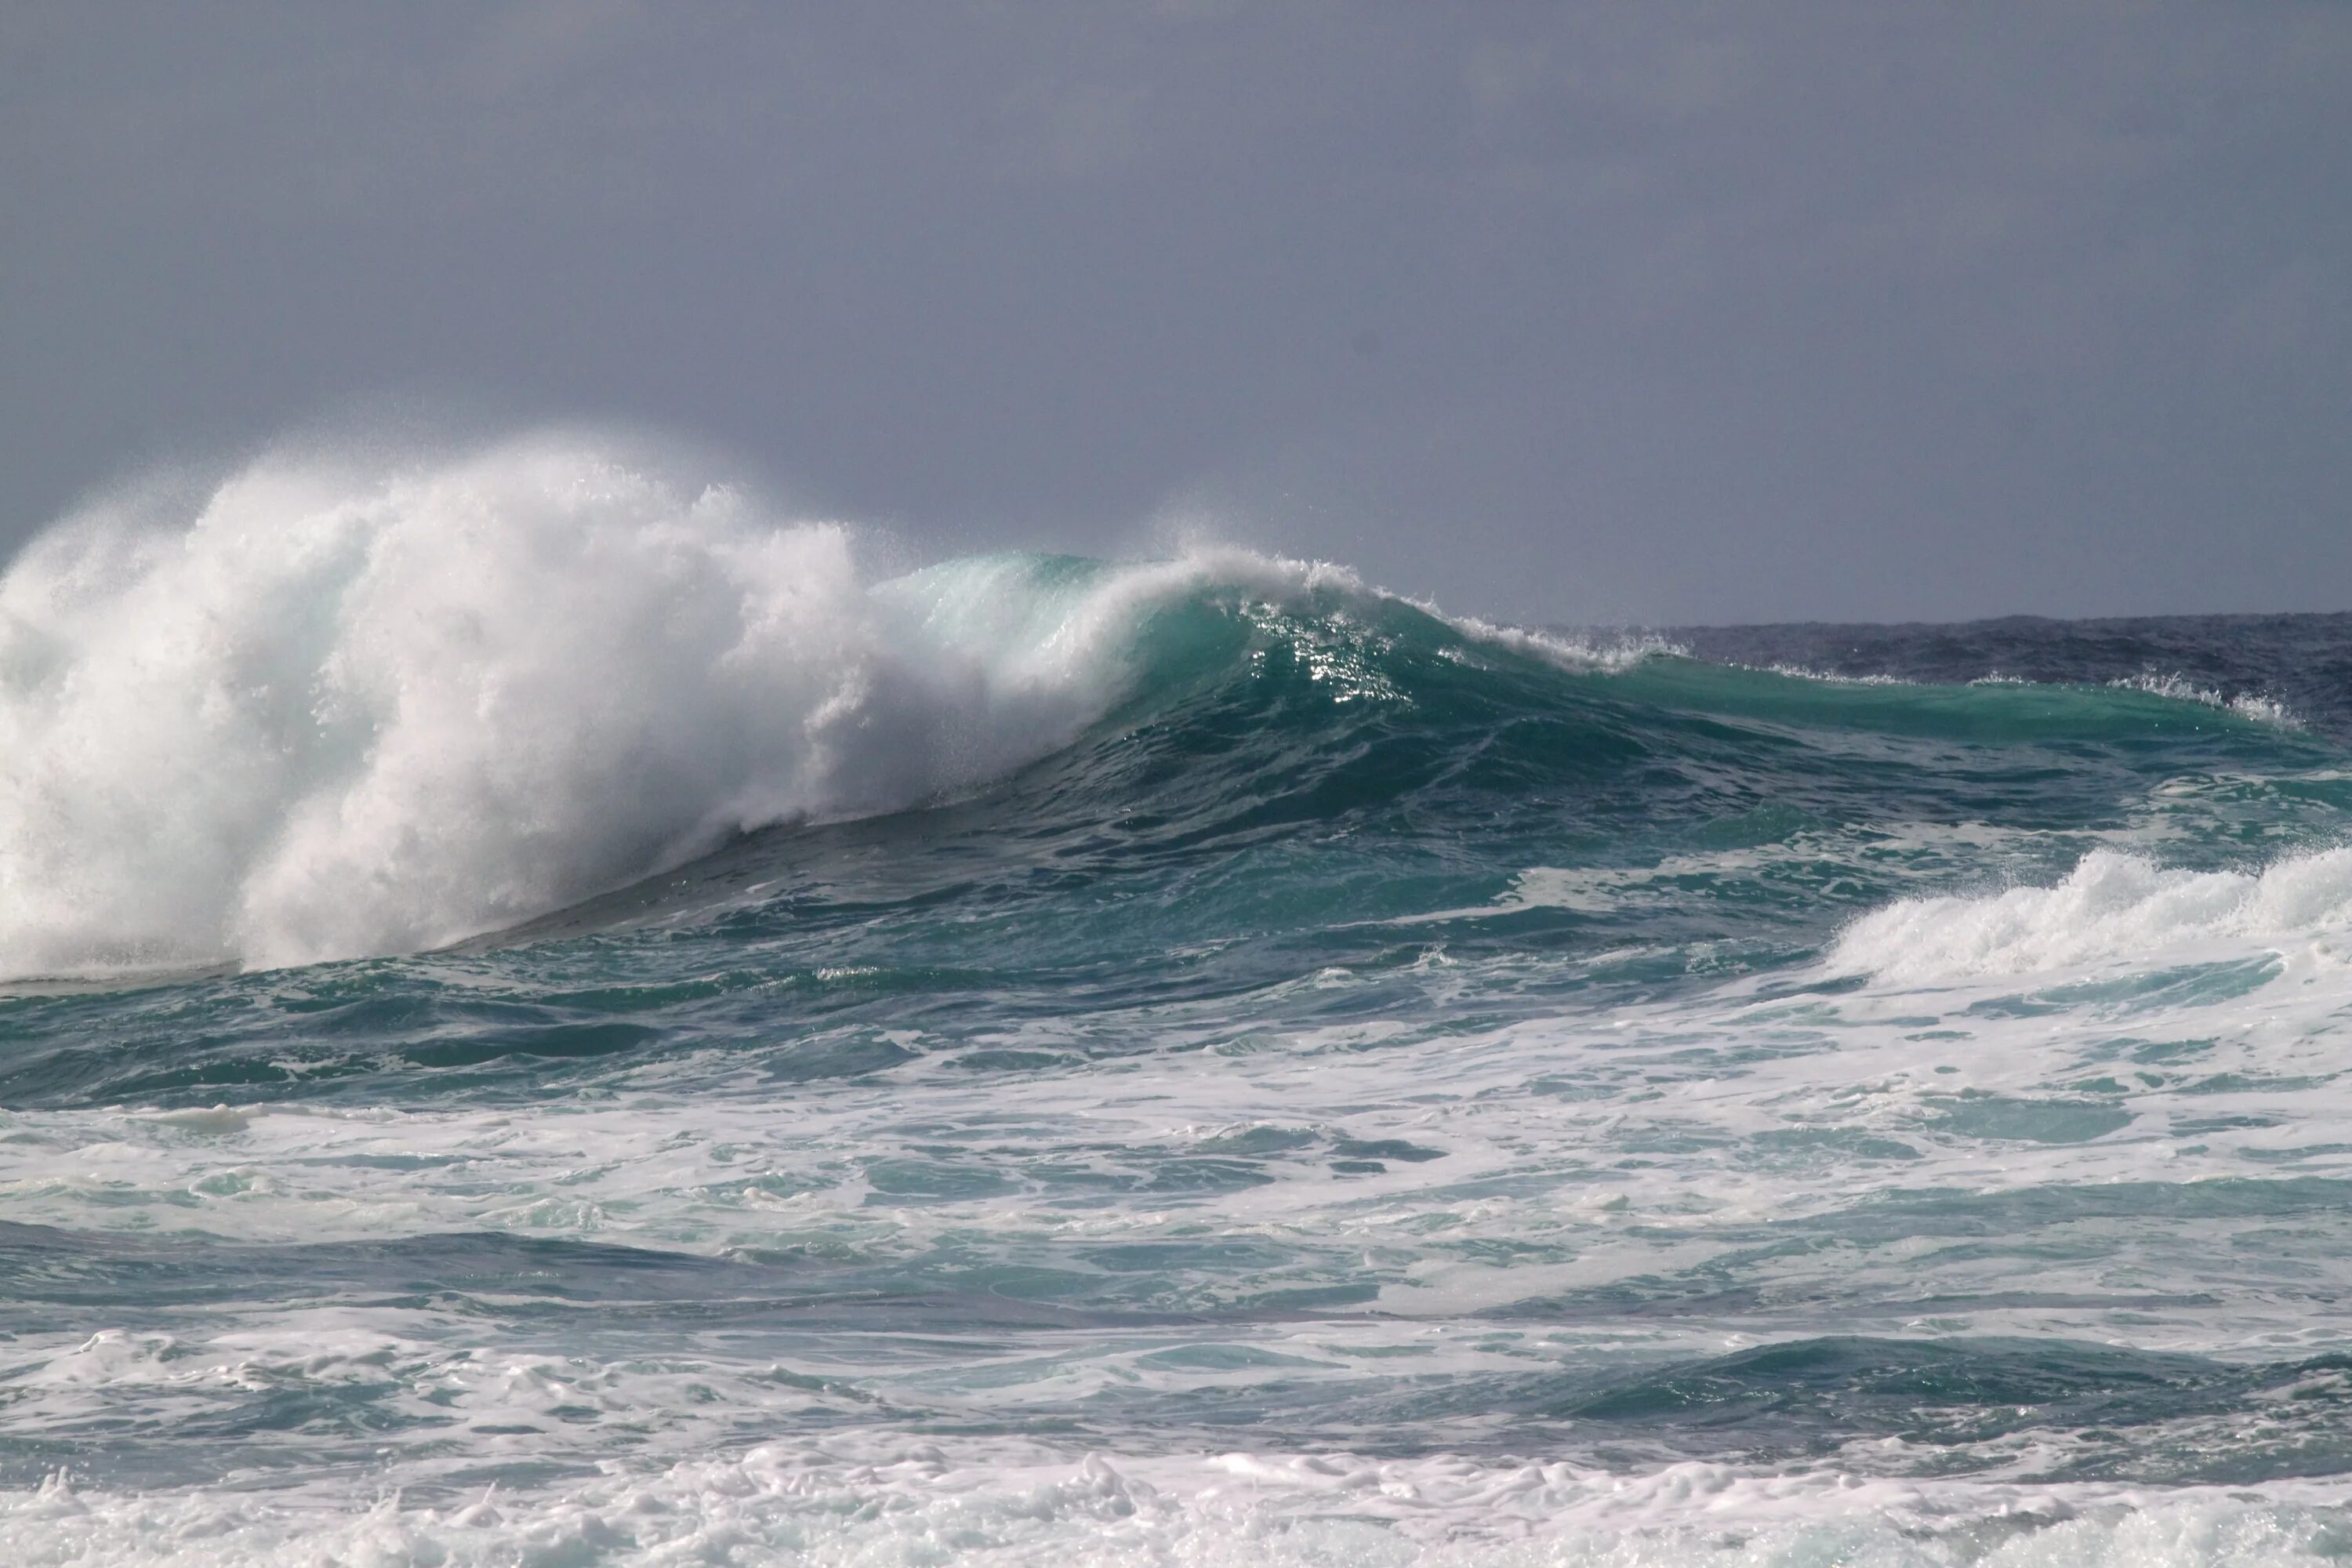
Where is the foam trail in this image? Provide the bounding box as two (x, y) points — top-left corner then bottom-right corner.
(0, 436), (1351, 976)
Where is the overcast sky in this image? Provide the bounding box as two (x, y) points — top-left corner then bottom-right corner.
(5, 2), (2348, 624)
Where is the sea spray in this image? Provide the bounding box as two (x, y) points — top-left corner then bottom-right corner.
(0, 437), (1376, 975)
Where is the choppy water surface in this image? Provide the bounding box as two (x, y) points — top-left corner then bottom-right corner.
(5, 439), (2352, 1564)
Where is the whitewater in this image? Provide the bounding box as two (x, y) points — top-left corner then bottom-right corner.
(7, 434), (2352, 1566)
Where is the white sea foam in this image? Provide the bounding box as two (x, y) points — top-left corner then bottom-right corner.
(1829, 847), (2352, 985)
(2, 1446), (2345, 1566)
(11, 836), (2352, 1560)
(11, 874), (2352, 1352)
(0, 435), (1372, 977)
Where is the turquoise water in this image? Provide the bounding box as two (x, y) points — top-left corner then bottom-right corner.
(5, 440), (2352, 1563)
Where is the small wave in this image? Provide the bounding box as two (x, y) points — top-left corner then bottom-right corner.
(2110, 671), (2300, 728)
(1726, 663), (2299, 729)
(1829, 847), (2352, 985)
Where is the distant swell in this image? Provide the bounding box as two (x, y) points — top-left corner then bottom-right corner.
(0, 434), (1372, 976)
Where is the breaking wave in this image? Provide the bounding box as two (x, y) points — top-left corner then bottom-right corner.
(0, 435), (1384, 975)
(1829, 847), (2352, 984)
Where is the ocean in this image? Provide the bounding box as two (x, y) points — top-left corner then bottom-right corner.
(5, 437), (2352, 1565)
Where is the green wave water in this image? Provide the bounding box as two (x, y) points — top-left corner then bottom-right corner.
(5, 439), (2352, 1564)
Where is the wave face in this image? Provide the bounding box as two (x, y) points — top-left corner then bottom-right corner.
(5, 435), (2352, 1565)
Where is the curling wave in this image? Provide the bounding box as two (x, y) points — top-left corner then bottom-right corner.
(0, 435), (1376, 975)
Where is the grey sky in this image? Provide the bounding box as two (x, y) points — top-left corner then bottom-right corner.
(5, 1), (2348, 624)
